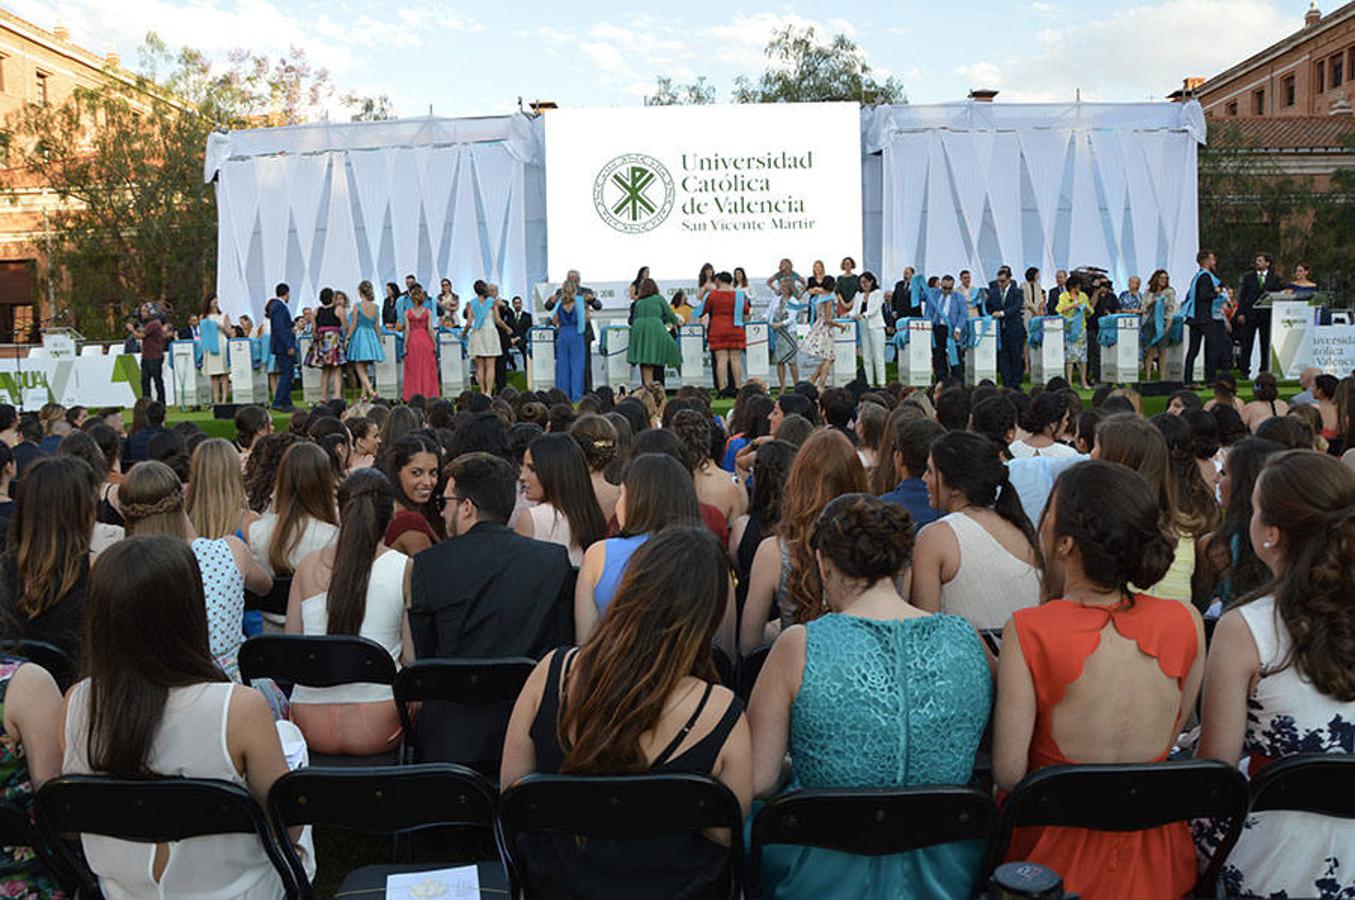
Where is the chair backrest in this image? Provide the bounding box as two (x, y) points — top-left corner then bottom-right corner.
(1249, 753), (1355, 818)
(991, 760), (1249, 893)
(737, 642), (773, 701)
(244, 574), (291, 616)
(498, 773), (743, 897)
(3, 640), (77, 692)
(34, 774), (299, 898)
(268, 764), (497, 896)
(712, 644), (736, 689)
(750, 786), (996, 899)
(392, 657), (534, 739)
(237, 634), (397, 689)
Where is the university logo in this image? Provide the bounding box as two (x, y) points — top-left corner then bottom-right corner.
(593, 154), (675, 234)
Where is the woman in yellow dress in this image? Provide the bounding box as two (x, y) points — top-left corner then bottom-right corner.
(1055, 274), (1093, 390)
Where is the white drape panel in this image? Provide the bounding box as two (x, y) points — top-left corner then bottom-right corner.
(872, 101), (1203, 293)
(211, 115), (546, 321)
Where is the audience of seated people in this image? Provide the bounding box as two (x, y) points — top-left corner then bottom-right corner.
(0, 368), (1345, 897)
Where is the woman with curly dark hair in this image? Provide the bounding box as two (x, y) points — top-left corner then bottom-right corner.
(1199, 450), (1355, 896)
(748, 494), (991, 899)
(242, 431), (300, 514)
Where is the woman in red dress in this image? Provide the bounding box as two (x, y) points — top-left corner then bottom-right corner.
(400, 286), (439, 401)
(700, 271), (752, 398)
(994, 460), (1205, 900)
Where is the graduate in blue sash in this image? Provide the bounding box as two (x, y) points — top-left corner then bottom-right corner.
(200, 294), (232, 404)
(1181, 250), (1223, 386)
(927, 275), (968, 381)
(1140, 270), (1176, 381)
(1055, 273), (1093, 390)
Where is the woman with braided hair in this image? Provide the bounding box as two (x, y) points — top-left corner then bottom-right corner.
(568, 414), (621, 524)
(121, 461), (272, 681)
(747, 493), (992, 898)
(1199, 450), (1355, 897)
(910, 430), (1041, 630)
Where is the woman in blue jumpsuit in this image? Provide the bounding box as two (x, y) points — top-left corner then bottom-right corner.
(553, 285), (587, 401)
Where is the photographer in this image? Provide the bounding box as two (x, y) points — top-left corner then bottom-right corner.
(131, 303), (171, 403)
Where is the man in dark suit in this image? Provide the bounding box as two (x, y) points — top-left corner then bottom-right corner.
(405, 451), (573, 766)
(1235, 252), (1283, 378)
(265, 283), (297, 411)
(1046, 269), (1067, 315)
(987, 266), (1025, 387)
(505, 295), (532, 369)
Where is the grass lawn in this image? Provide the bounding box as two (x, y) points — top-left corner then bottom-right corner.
(158, 370), (1283, 439)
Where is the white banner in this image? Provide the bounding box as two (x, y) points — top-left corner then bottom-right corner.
(545, 102), (862, 283)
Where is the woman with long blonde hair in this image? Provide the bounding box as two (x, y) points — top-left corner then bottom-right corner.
(739, 429), (867, 653)
(122, 461), (271, 679)
(186, 438), (257, 540)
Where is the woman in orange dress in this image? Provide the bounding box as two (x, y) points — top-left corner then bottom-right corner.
(993, 460), (1206, 900)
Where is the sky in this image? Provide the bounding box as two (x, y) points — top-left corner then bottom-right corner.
(8, 0), (1306, 116)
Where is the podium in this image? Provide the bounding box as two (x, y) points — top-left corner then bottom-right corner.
(297, 336), (322, 404)
(964, 317), (998, 387)
(680, 324), (710, 388)
(170, 340), (207, 410)
(1029, 316), (1065, 386)
(744, 321), (770, 384)
(1100, 315), (1141, 384)
(830, 320), (857, 386)
(438, 330), (467, 396)
(228, 338), (258, 403)
(41, 327), (81, 360)
(1269, 297), (1320, 379)
(600, 324), (631, 388)
(527, 326), (557, 391)
(1161, 317), (1189, 382)
(374, 331), (400, 399)
(896, 319), (932, 387)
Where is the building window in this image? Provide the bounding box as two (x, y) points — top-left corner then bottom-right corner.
(1252, 88), (1266, 115)
(0, 55), (7, 94)
(1333, 53), (1345, 88)
(1226, 100), (1238, 116)
(1283, 73), (1296, 107)
(1317, 59), (1326, 92)
(34, 71), (47, 106)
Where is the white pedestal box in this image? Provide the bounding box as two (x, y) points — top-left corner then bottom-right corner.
(744, 321), (770, 384)
(170, 341), (207, 409)
(298, 337), (322, 404)
(964, 317), (998, 387)
(830, 319), (857, 386)
(528, 327), (557, 392)
(897, 319), (932, 387)
(1030, 316), (1065, 387)
(680, 324), (710, 388)
(228, 339), (259, 404)
(1101, 315), (1141, 384)
(375, 331), (401, 399)
(438, 330), (467, 396)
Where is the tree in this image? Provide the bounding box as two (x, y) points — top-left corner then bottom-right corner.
(0, 35), (332, 339)
(342, 92), (395, 121)
(646, 76), (715, 106)
(732, 26), (905, 105)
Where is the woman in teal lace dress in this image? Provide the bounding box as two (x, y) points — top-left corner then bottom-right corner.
(747, 494), (992, 899)
(0, 656), (66, 898)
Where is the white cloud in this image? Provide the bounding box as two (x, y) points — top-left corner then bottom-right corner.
(1030, 2), (1056, 13)
(984, 0), (1293, 102)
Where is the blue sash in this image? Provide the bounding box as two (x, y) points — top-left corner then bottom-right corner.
(1027, 317), (1046, 348)
(1146, 295), (1168, 348)
(1096, 316), (1119, 346)
(687, 291), (708, 321)
(891, 317), (929, 350)
(1065, 305), (1086, 344)
(1181, 269), (1219, 320)
(966, 316), (999, 350)
(910, 274), (926, 313)
(946, 329), (960, 367)
(734, 289), (747, 328)
(248, 336), (263, 368)
(470, 297), (495, 330)
(199, 318), (220, 355)
(969, 287), (986, 312)
(1166, 315), (1186, 346)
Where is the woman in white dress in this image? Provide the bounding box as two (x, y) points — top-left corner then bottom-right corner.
(464, 280), (510, 397)
(1009, 392), (1080, 460)
(1199, 450), (1355, 897)
(201, 293), (233, 404)
(910, 430), (1042, 630)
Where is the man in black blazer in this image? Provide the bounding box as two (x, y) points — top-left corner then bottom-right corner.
(505, 295), (532, 369)
(405, 451), (574, 767)
(1235, 252), (1284, 377)
(987, 266), (1025, 387)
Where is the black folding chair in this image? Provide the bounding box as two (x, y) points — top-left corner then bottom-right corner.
(2, 639), (77, 693)
(737, 642), (773, 701)
(749, 786), (996, 899)
(1250, 753), (1355, 818)
(989, 760), (1250, 896)
(498, 772), (744, 899)
(244, 574), (291, 617)
(34, 774), (300, 898)
(712, 645), (736, 689)
(238, 634), (399, 767)
(393, 658), (535, 772)
(268, 764), (508, 900)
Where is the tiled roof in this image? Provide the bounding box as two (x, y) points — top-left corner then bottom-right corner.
(1208, 116), (1355, 150)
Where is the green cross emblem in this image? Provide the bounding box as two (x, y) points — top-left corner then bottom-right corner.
(611, 166), (658, 222)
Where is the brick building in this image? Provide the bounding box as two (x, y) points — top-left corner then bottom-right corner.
(0, 9), (132, 343)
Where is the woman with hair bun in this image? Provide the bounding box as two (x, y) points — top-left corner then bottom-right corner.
(994, 461), (1204, 900)
(1009, 392), (1077, 459)
(910, 431), (1041, 630)
(569, 414), (621, 523)
(1198, 450), (1355, 897)
(748, 494), (991, 898)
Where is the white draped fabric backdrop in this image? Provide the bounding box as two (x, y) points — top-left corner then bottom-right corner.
(205, 116), (546, 322)
(862, 102), (1207, 292)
